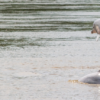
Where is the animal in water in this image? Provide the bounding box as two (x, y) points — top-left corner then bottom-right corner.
(79, 20), (100, 84)
(91, 19), (100, 41)
(79, 70), (100, 84)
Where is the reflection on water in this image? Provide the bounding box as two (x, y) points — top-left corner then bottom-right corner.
(0, 3), (99, 32)
(1, 0), (100, 3)
(0, 1), (99, 58)
(0, 32), (99, 58)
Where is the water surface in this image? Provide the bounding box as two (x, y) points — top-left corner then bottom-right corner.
(0, 1), (100, 100)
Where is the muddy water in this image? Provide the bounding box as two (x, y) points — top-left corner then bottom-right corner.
(0, 1), (100, 100)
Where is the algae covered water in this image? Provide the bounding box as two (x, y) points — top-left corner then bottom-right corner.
(0, 0), (100, 100)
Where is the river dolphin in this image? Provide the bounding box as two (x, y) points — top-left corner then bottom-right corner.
(79, 70), (100, 84)
(79, 20), (100, 84)
(91, 19), (100, 41)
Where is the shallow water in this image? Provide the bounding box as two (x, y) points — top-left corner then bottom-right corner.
(0, 1), (100, 100)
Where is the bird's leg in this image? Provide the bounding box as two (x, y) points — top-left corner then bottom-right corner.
(96, 34), (100, 41)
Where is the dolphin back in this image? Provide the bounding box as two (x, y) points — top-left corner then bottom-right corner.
(79, 72), (100, 84)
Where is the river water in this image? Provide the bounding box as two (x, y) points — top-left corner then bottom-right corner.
(0, 1), (100, 100)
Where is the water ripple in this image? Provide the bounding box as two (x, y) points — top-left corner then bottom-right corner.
(0, 3), (98, 32)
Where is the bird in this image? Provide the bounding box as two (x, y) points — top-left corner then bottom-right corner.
(91, 19), (100, 41)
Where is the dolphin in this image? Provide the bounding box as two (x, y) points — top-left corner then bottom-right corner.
(79, 70), (100, 84)
(91, 19), (100, 41)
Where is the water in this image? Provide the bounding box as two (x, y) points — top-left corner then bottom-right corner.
(0, 1), (100, 100)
